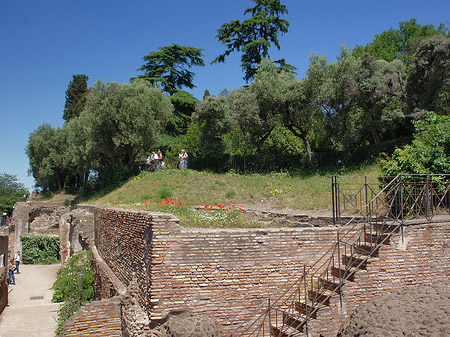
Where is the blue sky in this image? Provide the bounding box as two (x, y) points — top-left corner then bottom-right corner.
(1, 0), (449, 191)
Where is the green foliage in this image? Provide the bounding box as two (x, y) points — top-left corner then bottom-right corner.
(157, 187), (172, 199)
(225, 190), (235, 198)
(52, 251), (94, 334)
(135, 44), (205, 95)
(406, 35), (450, 114)
(63, 199), (70, 207)
(168, 90), (199, 135)
(381, 111), (450, 175)
(193, 95), (233, 165)
(212, 0), (294, 81)
(81, 79), (173, 187)
(20, 234), (60, 264)
(63, 74), (89, 122)
(0, 173), (28, 214)
(352, 18), (444, 69)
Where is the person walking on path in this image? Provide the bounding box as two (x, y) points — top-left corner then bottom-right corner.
(14, 251), (21, 273)
(7, 259), (16, 285)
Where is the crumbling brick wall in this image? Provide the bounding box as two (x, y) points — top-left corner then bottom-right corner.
(59, 296), (122, 336)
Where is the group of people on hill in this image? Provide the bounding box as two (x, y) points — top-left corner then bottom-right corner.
(7, 251), (21, 285)
(139, 148), (188, 171)
(143, 150), (164, 171)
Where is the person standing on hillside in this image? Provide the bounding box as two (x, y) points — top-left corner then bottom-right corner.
(179, 149), (184, 169)
(182, 150), (188, 169)
(158, 150), (163, 170)
(14, 251), (20, 273)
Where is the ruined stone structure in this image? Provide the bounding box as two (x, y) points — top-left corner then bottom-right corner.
(59, 209), (94, 264)
(64, 205), (450, 336)
(12, 202), (67, 254)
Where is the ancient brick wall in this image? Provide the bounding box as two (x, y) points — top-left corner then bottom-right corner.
(91, 205), (450, 336)
(94, 207), (179, 314)
(92, 206), (343, 333)
(60, 296), (122, 336)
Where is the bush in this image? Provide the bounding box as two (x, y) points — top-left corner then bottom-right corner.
(158, 187), (172, 199)
(20, 234), (60, 264)
(382, 111), (450, 175)
(52, 250), (94, 334)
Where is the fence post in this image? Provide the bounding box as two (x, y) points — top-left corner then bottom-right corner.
(332, 176), (336, 225)
(426, 175), (431, 220)
(337, 232), (343, 309)
(400, 177), (404, 243)
(304, 265), (309, 337)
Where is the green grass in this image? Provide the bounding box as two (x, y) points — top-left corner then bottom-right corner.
(89, 163), (381, 227)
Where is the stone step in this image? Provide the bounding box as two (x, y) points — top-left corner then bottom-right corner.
(331, 266), (355, 282)
(294, 302), (317, 319)
(318, 277), (342, 294)
(282, 312), (305, 332)
(364, 232), (391, 244)
(342, 254), (368, 270)
(271, 325), (304, 337)
(354, 244), (379, 257)
(374, 222), (401, 233)
(308, 290), (330, 306)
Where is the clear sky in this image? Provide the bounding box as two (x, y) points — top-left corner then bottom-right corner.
(1, 0), (449, 191)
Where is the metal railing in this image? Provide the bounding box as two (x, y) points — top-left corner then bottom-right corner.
(232, 174), (450, 337)
(332, 174), (450, 224)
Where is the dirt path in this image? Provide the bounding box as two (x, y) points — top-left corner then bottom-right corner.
(0, 263), (61, 337)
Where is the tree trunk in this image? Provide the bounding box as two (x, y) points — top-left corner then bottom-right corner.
(288, 126), (314, 167)
(368, 125), (380, 145)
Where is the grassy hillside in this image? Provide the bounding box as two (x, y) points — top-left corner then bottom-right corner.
(90, 164), (381, 211)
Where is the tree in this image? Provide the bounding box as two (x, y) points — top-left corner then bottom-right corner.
(62, 114), (94, 189)
(83, 79), (173, 184)
(212, 0), (294, 81)
(353, 18), (445, 69)
(135, 44), (205, 95)
(168, 90), (199, 135)
(319, 47), (362, 154)
(406, 35), (450, 115)
(193, 95), (232, 167)
(228, 59), (282, 161)
(351, 54), (406, 145)
(63, 74), (89, 122)
(0, 173), (28, 214)
(381, 111), (450, 175)
(26, 124), (66, 191)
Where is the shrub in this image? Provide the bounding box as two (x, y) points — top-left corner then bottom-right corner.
(52, 250), (94, 334)
(64, 199), (70, 207)
(225, 190), (235, 198)
(158, 187), (172, 199)
(20, 234), (60, 264)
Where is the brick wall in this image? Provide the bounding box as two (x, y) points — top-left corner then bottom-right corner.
(94, 207), (179, 314)
(91, 205), (450, 336)
(92, 206), (344, 333)
(60, 296), (122, 336)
